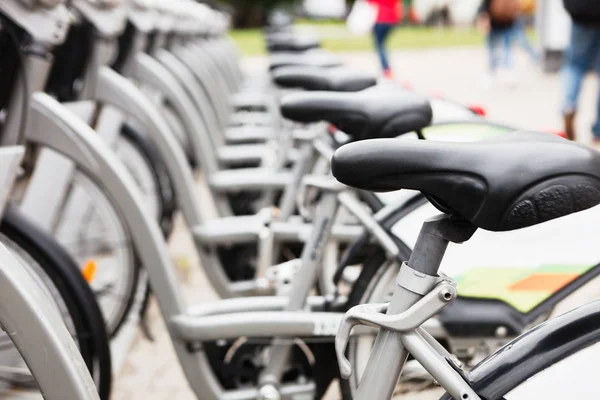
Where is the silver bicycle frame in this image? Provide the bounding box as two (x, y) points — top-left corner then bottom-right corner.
(91, 52), (353, 299)
(0, 2), (69, 146)
(1, 7), (230, 394)
(26, 91), (338, 400)
(0, 237), (100, 400)
(167, 177), (426, 400)
(166, 43), (308, 213)
(137, 46), (289, 216)
(0, 113), (99, 400)
(26, 91), (214, 396)
(8, 4), (471, 399)
(0, 3), (323, 399)
(99, 46), (393, 301)
(337, 215), (482, 400)
(21, 19), (125, 231)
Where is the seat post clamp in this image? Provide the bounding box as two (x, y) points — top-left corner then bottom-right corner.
(396, 262), (447, 295)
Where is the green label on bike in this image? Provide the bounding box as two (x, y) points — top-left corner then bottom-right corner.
(454, 264), (594, 313)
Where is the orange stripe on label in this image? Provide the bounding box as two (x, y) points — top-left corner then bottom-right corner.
(508, 273), (579, 292)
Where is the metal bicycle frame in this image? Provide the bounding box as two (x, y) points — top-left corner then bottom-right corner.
(20, 31), (126, 230)
(340, 201), (600, 399)
(166, 180), (436, 400)
(28, 80), (344, 400)
(91, 46), (363, 299)
(31, 50), (430, 395)
(5, 4), (481, 399)
(0, 13), (221, 395)
(149, 25), (284, 168)
(341, 215), (483, 400)
(0, 148), (99, 400)
(159, 44), (284, 172)
(11, 6), (478, 398)
(0, 60), (97, 400)
(138, 42), (286, 217)
(159, 47), (370, 287)
(175, 39), (282, 148)
(42, 2), (326, 300)
(25, 90), (214, 396)
(94, 59), (439, 398)
(88, 15), (408, 303)
(0, 10), (183, 391)
(163, 43), (292, 189)
(0, 2), (100, 398)
(0, 3), (354, 400)
(0, 229), (100, 400)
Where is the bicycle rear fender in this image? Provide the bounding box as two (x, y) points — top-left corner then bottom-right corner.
(439, 300), (600, 400)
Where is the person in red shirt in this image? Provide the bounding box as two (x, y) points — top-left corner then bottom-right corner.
(368, 0), (402, 78)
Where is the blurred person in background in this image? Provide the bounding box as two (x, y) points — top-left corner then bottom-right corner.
(477, 0), (520, 86)
(511, 0), (539, 65)
(562, 0), (600, 142)
(403, 0), (419, 25)
(369, 0), (402, 79)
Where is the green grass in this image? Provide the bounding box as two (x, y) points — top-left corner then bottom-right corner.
(231, 22), (486, 56)
(230, 29), (266, 56)
(323, 26), (484, 52)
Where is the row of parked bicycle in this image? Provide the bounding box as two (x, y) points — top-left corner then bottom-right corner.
(0, 0), (599, 399)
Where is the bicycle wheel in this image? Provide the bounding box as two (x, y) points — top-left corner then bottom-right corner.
(116, 123), (176, 238)
(51, 167), (141, 337)
(114, 129), (161, 228)
(160, 103), (197, 168)
(0, 204), (111, 399)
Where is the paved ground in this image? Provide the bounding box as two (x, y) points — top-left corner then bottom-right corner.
(111, 46), (599, 400)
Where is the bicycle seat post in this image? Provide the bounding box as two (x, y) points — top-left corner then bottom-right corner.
(354, 214), (476, 400)
(0, 0), (70, 146)
(405, 214), (477, 279)
(2, 43), (53, 146)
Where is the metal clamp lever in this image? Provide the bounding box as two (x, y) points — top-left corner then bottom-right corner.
(335, 281), (457, 379)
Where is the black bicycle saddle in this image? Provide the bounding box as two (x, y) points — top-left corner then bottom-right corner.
(280, 85), (432, 140)
(332, 131), (600, 232)
(269, 51), (342, 71)
(266, 34), (320, 53)
(273, 66), (377, 92)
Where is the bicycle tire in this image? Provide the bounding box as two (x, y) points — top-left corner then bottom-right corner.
(0, 204), (112, 399)
(119, 123), (177, 238)
(160, 103), (197, 168)
(53, 167), (141, 338)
